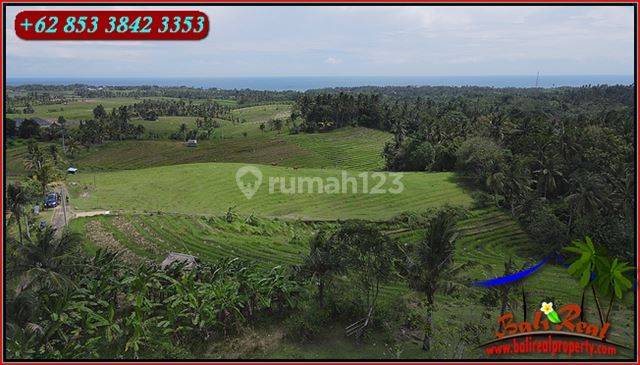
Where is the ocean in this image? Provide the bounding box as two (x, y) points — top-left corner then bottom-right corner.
(6, 75), (634, 91)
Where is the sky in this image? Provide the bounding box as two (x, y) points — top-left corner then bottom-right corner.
(5, 5), (636, 78)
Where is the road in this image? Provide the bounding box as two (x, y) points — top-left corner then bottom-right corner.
(50, 187), (70, 233)
(49, 185), (110, 233)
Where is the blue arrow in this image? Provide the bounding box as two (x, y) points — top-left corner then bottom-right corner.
(471, 255), (550, 287)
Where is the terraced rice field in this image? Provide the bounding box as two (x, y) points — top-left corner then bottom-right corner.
(68, 162), (471, 220)
(76, 213), (321, 265)
(62, 127), (392, 174)
(73, 207), (634, 356)
(6, 144), (31, 178)
(67, 138), (317, 171)
(283, 127), (392, 170)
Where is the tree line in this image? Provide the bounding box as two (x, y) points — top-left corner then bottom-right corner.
(126, 99), (233, 121)
(7, 84), (301, 106)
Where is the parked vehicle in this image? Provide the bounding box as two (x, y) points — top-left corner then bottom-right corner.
(44, 192), (60, 208)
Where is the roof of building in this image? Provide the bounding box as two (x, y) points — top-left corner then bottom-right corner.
(161, 252), (198, 270)
(13, 118), (56, 128)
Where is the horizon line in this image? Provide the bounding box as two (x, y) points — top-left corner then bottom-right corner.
(7, 74), (634, 79)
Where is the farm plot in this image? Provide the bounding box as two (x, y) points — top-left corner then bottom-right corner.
(67, 162), (472, 220)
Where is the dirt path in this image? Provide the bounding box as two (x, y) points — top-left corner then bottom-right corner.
(50, 187), (70, 234)
(74, 210), (111, 218)
(50, 185), (110, 233)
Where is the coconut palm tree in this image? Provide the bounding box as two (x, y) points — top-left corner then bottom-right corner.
(6, 183), (29, 244)
(14, 227), (80, 295)
(534, 155), (565, 198)
(404, 210), (459, 352)
(64, 138), (81, 158)
(300, 230), (343, 308)
(565, 174), (605, 235)
(24, 144), (57, 199)
(48, 145), (61, 164)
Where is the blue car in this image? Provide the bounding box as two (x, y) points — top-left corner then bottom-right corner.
(44, 193), (59, 208)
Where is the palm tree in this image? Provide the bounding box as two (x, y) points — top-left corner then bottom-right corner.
(300, 230), (343, 308)
(24, 143), (58, 199)
(486, 171), (506, 197)
(48, 145), (61, 164)
(24, 160), (57, 200)
(565, 174), (605, 235)
(14, 227), (81, 295)
(64, 138), (81, 158)
(502, 157), (534, 217)
(534, 155), (564, 198)
(404, 210), (459, 352)
(7, 183), (29, 244)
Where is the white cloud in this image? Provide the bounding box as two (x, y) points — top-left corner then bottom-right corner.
(324, 57), (342, 65)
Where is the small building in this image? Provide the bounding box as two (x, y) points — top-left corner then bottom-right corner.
(14, 118), (56, 129)
(161, 252), (198, 270)
(67, 167), (78, 174)
(185, 139), (198, 147)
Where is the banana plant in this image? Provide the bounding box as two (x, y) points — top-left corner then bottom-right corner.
(594, 257), (634, 324)
(563, 236), (605, 325)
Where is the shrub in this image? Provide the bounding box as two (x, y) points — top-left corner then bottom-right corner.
(470, 191), (494, 209)
(523, 204), (567, 251)
(456, 137), (506, 186)
(284, 305), (330, 343)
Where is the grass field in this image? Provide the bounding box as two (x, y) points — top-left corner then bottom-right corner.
(67, 162), (471, 220)
(6, 144), (31, 178)
(231, 104), (291, 122)
(72, 213), (321, 265)
(136, 116), (260, 138)
(134, 116), (199, 136)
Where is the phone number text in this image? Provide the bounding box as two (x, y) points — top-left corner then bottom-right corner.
(15, 11), (209, 40)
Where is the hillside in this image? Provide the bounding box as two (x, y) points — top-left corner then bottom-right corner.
(70, 208), (635, 358)
(29, 127), (389, 174)
(67, 162), (471, 220)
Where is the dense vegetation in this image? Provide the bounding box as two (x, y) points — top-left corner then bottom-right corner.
(4, 83), (636, 359)
(6, 227), (305, 359)
(294, 85), (635, 258)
